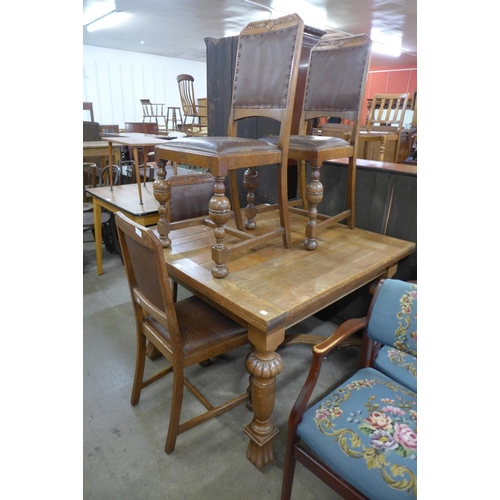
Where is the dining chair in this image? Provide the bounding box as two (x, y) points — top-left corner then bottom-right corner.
(154, 13), (305, 278)
(261, 33), (372, 250)
(140, 98), (167, 127)
(281, 278), (417, 500)
(114, 211), (249, 454)
(124, 121), (159, 182)
(357, 93), (410, 163)
(83, 101), (94, 122)
(157, 173), (216, 302)
(176, 74), (207, 134)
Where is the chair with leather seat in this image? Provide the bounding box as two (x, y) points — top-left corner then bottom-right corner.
(114, 211), (250, 454)
(281, 278), (417, 500)
(154, 13), (305, 279)
(262, 33), (372, 251)
(176, 74), (207, 134)
(357, 93), (410, 163)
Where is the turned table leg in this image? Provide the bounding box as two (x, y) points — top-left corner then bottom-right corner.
(243, 345), (283, 469)
(209, 175), (231, 279)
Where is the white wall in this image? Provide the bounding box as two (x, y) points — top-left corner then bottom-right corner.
(83, 45), (207, 128)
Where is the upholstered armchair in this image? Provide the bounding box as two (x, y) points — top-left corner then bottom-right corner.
(281, 278), (417, 500)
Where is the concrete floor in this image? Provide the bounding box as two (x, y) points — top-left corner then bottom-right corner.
(83, 233), (362, 500)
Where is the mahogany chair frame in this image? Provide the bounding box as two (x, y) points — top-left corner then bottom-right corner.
(115, 211), (250, 454)
(153, 14), (305, 278)
(281, 278), (417, 499)
(281, 279), (385, 500)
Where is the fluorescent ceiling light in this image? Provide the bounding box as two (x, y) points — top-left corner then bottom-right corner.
(370, 28), (402, 57)
(86, 11), (130, 33)
(83, 1), (115, 26)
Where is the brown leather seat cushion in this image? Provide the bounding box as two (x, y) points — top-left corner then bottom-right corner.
(144, 296), (246, 355)
(163, 137), (279, 155)
(263, 134), (349, 151)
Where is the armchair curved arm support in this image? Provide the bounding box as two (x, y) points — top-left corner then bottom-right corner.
(288, 317), (367, 432)
(313, 317), (367, 356)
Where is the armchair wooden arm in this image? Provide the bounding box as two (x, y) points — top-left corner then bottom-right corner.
(287, 317), (368, 429)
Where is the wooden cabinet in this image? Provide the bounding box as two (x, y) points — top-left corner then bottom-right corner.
(197, 98), (207, 126)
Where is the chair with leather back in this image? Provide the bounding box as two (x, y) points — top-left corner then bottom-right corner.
(262, 34), (372, 251)
(357, 93), (410, 163)
(281, 278), (417, 500)
(114, 211), (250, 454)
(176, 74), (207, 134)
(161, 173), (216, 301)
(154, 13), (305, 279)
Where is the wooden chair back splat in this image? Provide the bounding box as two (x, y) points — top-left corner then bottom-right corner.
(177, 75), (207, 134)
(358, 92), (410, 163)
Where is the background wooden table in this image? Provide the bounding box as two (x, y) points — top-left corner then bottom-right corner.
(86, 183), (160, 275)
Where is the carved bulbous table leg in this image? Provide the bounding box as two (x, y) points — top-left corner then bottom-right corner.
(153, 159), (172, 248)
(243, 167), (258, 230)
(304, 165), (323, 250)
(243, 348), (283, 469)
(209, 176), (232, 278)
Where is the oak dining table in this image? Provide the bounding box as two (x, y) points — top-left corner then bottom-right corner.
(159, 210), (415, 470)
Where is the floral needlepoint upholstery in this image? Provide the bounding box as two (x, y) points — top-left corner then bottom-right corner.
(297, 367), (417, 500)
(281, 279), (418, 500)
(369, 280), (417, 393)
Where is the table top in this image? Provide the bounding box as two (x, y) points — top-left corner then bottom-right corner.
(86, 182), (159, 216)
(162, 211), (415, 338)
(83, 141), (122, 149)
(101, 133), (172, 147)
